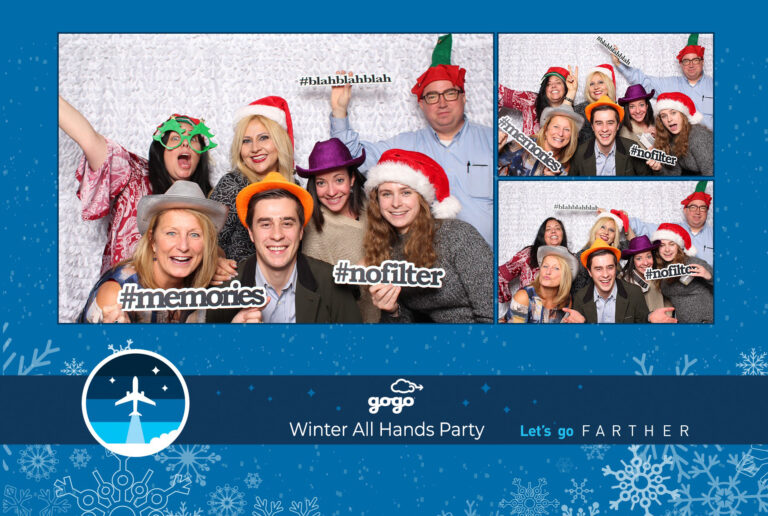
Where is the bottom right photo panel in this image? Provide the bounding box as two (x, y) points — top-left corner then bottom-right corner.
(497, 180), (713, 324)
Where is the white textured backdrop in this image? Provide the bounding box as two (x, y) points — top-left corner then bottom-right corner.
(498, 180), (714, 264)
(498, 33), (714, 127)
(58, 33), (493, 322)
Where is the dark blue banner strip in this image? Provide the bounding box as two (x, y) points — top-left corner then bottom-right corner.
(3, 376), (767, 444)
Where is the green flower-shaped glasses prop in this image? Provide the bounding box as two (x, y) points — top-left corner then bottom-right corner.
(153, 115), (218, 154)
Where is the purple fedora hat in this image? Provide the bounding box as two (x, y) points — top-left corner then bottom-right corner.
(618, 84), (656, 105)
(621, 235), (660, 259)
(295, 138), (366, 178)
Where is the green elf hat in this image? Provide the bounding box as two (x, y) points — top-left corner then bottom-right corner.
(680, 180), (712, 207)
(677, 33), (705, 62)
(411, 34), (467, 98)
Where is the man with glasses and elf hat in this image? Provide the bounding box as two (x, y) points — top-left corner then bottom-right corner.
(329, 34), (493, 246)
(612, 34), (713, 130)
(622, 181), (713, 266)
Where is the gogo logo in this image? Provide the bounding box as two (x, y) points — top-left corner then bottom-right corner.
(368, 378), (423, 414)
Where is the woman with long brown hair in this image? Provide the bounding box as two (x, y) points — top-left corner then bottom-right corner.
(58, 96), (217, 274)
(297, 138), (378, 322)
(654, 92), (713, 176)
(617, 85), (656, 149)
(498, 65), (578, 135)
(651, 223), (713, 323)
(362, 149), (493, 323)
(619, 235), (675, 314)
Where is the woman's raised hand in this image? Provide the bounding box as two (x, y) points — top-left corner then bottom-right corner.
(58, 95), (108, 171)
(566, 65), (579, 98)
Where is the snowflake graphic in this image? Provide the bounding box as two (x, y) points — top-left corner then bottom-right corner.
(54, 451), (191, 515)
(565, 479), (593, 505)
(560, 502), (600, 516)
(60, 358), (87, 375)
(17, 444), (58, 481)
(581, 445), (610, 461)
(288, 497), (320, 516)
(633, 354), (698, 377)
(499, 477), (559, 515)
(253, 497), (283, 516)
(2, 443), (12, 472)
(244, 472), (262, 489)
(602, 445), (679, 516)
(155, 445), (222, 486)
(434, 499), (502, 516)
(165, 501), (203, 516)
(108, 339), (133, 354)
(672, 449), (768, 515)
(69, 448), (91, 469)
(207, 484), (246, 516)
(2, 334), (59, 375)
(37, 488), (71, 516)
(556, 458), (574, 474)
(638, 445), (692, 484)
(2, 485), (32, 516)
(737, 348), (767, 376)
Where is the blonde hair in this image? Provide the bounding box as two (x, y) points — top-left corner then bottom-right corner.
(530, 254), (572, 308)
(586, 216), (620, 248)
(363, 190), (437, 268)
(131, 209), (219, 289)
(535, 115), (579, 167)
(230, 115), (294, 183)
(586, 71), (617, 103)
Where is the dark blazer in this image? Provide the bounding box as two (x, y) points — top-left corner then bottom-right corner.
(570, 136), (652, 176)
(572, 278), (650, 323)
(206, 253), (362, 323)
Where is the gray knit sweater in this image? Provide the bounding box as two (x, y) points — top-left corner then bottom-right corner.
(661, 124), (713, 176)
(659, 256), (713, 323)
(381, 219), (493, 323)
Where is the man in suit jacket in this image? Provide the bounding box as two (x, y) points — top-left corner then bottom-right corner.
(563, 240), (676, 324)
(207, 173), (361, 324)
(570, 95), (653, 176)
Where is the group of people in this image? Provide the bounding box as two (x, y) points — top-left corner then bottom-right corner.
(62, 34), (494, 324)
(498, 183), (714, 323)
(499, 34), (713, 176)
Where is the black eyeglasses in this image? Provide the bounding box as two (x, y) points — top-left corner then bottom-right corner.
(420, 88), (464, 104)
(686, 205), (708, 213)
(681, 58), (703, 66)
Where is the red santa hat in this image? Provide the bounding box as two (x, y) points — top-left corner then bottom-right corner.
(680, 181), (712, 208)
(586, 64), (616, 89)
(411, 34), (467, 98)
(652, 223), (697, 257)
(677, 33), (706, 62)
(594, 211), (624, 233)
(233, 96), (294, 146)
(365, 149), (461, 219)
(655, 92), (702, 125)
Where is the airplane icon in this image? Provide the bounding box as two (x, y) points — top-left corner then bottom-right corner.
(115, 376), (156, 416)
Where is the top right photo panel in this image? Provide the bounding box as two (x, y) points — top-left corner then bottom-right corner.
(498, 33), (713, 177)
